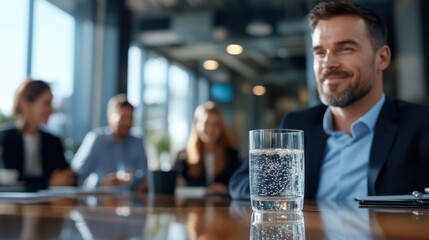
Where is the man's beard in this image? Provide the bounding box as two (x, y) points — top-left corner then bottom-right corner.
(317, 66), (374, 107)
(318, 75), (373, 107)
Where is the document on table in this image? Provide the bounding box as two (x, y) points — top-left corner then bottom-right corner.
(42, 186), (120, 196)
(175, 186), (207, 198)
(356, 194), (429, 208)
(0, 192), (56, 204)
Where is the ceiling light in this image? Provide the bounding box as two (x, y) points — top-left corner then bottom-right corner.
(246, 19), (272, 37)
(203, 60), (219, 70)
(253, 85), (266, 96)
(226, 44), (243, 55)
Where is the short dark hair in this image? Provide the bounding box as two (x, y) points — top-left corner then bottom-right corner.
(307, 0), (387, 49)
(107, 94), (134, 114)
(13, 79), (51, 117)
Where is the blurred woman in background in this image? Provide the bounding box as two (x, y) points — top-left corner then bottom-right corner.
(0, 79), (75, 191)
(174, 101), (240, 195)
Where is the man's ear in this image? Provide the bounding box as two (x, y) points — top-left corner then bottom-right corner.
(376, 45), (391, 71)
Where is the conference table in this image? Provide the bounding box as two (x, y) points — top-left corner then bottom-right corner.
(0, 190), (428, 239)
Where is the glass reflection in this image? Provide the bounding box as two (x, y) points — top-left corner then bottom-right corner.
(69, 195), (147, 240)
(250, 211), (305, 240)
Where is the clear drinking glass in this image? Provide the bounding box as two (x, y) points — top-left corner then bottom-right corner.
(249, 129), (304, 212)
(116, 162), (134, 188)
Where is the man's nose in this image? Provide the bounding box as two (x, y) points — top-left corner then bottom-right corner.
(322, 52), (340, 69)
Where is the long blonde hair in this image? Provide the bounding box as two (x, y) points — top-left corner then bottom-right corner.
(186, 101), (236, 179)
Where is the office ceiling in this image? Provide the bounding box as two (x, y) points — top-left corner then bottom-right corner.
(47, 0), (393, 91)
(126, 0), (393, 89)
(126, 0), (313, 87)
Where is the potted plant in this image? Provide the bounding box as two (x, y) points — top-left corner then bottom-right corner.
(148, 132), (176, 195)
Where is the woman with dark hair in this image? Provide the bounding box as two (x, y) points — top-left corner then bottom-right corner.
(0, 79), (75, 191)
(174, 101), (240, 195)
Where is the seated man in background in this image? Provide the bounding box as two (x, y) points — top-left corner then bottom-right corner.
(72, 94), (148, 191)
(229, 0), (429, 200)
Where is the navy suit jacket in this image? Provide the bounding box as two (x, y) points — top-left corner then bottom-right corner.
(229, 98), (429, 199)
(0, 126), (70, 190)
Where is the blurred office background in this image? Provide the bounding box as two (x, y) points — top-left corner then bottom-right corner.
(1, 0), (428, 165)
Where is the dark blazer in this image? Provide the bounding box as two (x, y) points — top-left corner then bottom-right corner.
(174, 148), (241, 187)
(0, 125), (70, 190)
(229, 98), (429, 199)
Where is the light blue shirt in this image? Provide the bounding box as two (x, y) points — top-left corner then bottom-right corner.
(317, 95), (385, 199)
(71, 127), (148, 189)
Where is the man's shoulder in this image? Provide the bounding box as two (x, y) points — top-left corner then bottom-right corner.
(85, 127), (113, 141)
(388, 99), (429, 120)
(284, 104), (327, 123)
(127, 134), (143, 141)
(392, 99), (429, 113)
(90, 127), (109, 136)
(289, 104), (327, 117)
(384, 99), (429, 127)
(280, 104), (327, 130)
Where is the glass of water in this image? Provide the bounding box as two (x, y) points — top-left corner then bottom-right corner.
(249, 129), (304, 212)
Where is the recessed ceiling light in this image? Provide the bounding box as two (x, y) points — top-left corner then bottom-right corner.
(253, 85), (266, 96)
(203, 60), (219, 70)
(226, 44), (243, 55)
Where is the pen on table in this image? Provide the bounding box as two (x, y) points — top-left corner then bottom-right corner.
(412, 188), (429, 198)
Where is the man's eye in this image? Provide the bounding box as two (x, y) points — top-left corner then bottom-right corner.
(314, 51), (325, 57)
(340, 47), (353, 53)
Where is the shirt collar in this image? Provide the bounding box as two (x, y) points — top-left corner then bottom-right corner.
(104, 126), (131, 143)
(323, 94), (386, 135)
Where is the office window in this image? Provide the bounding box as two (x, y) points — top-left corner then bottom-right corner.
(168, 64), (191, 154)
(128, 46), (142, 108)
(144, 55), (168, 133)
(127, 45), (144, 136)
(31, 0), (75, 136)
(0, 1), (29, 118)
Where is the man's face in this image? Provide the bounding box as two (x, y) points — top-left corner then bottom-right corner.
(312, 15), (378, 107)
(108, 106), (133, 139)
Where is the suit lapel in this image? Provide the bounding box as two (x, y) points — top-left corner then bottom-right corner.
(306, 122), (327, 199)
(367, 99), (399, 195)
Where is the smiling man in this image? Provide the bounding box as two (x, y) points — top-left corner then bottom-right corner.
(72, 94), (148, 192)
(229, 0), (429, 200)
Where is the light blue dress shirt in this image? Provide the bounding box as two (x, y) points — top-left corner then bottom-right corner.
(316, 95), (385, 199)
(71, 127), (148, 189)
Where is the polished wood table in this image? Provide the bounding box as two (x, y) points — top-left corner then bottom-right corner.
(0, 192), (428, 239)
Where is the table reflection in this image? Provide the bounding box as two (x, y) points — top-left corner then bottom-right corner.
(68, 195), (248, 240)
(0, 197), (78, 240)
(250, 212), (305, 240)
(1, 194), (428, 239)
(316, 200), (381, 240)
(70, 194), (147, 240)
